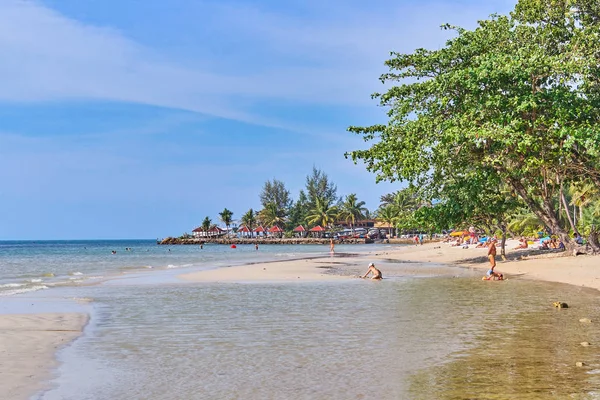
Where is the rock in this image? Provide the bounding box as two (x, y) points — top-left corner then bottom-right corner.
(581, 342), (591, 347)
(576, 362), (585, 367)
(553, 301), (568, 308)
(579, 318), (592, 323)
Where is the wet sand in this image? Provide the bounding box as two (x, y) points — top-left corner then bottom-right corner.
(180, 256), (359, 283)
(181, 239), (600, 291)
(371, 239), (600, 291)
(7, 240), (599, 399)
(0, 313), (88, 400)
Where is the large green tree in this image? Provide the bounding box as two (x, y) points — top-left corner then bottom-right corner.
(260, 179), (292, 220)
(287, 190), (310, 231)
(305, 167), (338, 209)
(347, 0), (600, 251)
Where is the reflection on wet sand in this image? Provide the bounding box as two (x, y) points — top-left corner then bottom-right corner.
(408, 284), (600, 400)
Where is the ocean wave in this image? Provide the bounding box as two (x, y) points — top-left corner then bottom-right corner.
(0, 285), (48, 296)
(70, 271), (83, 276)
(166, 264), (179, 269)
(27, 278), (43, 283)
(0, 283), (24, 288)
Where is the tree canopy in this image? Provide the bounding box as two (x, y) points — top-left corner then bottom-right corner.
(347, 0), (600, 250)
(305, 167), (338, 209)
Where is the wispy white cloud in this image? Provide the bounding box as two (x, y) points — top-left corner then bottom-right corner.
(0, 0), (515, 129)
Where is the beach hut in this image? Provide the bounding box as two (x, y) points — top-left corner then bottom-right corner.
(309, 225), (326, 238)
(253, 226), (266, 237)
(192, 227), (204, 238)
(269, 225), (284, 238)
(237, 225), (252, 238)
(207, 226), (226, 238)
(293, 225), (306, 238)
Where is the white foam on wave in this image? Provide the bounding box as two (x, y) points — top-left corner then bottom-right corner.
(0, 285), (48, 296)
(0, 283), (24, 288)
(166, 264), (179, 269)
(28, 278), (43, 283)
(70, 272), (83, 276)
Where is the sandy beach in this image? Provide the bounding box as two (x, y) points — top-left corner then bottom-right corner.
(0, 313), (88, 400)
(181, 240), (600, 291)
(4, 241), (599, 399)
(180, 257), (355, 283)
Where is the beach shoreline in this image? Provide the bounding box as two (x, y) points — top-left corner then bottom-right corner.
(5, 240), (598, 399)
(0, 313), (88, 400)
(181, 239), (600, 291)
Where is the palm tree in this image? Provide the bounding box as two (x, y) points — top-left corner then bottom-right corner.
(507, 209), (543, 237)
(376, 205), (399, 237)
(201, 216), (212, 237)
(258, 202), (285, 228)
(392, 189), (420, 213)
(218, 208), (234, 237)
(241, 209), (257, 237)
(569, 182), (598, 225)
(305, 196), (339, 233)
(339, 193), (367, 234)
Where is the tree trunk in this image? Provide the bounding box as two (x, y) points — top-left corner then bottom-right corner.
(499, 222), (507, 260)
(560, 184), (579, 236)
(508, 177), (574, 250)
(588, 225), (600, 254)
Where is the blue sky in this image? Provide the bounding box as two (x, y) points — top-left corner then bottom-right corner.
(0, 0), (515, 239)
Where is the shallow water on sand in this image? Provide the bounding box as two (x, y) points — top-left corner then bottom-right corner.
(39, 275), (600, 400)
(0, 240), (375, 297)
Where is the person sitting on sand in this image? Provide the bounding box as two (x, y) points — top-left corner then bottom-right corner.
(483, 267), (504, 280)
(360, 263), (382, 280)
(514, 237), (528, 249)
(475, 238), (489, 248)
(451, 237), (463, 247)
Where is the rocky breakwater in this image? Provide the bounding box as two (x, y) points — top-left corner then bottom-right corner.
(159, 237), (375, 245)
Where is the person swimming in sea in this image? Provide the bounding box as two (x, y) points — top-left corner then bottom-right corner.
(360, 263), (382, 280)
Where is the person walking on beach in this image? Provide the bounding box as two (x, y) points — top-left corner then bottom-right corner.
(484, 239), (503, 280)
(360, 263), (382, 280)
(330, 238), (335, 253)
(488, 238), (497, 268)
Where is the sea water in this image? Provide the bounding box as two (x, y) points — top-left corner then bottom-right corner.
(0, 240), (367, 297)
(37, 276), (600, 400)
(2, 241), (600, 399)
